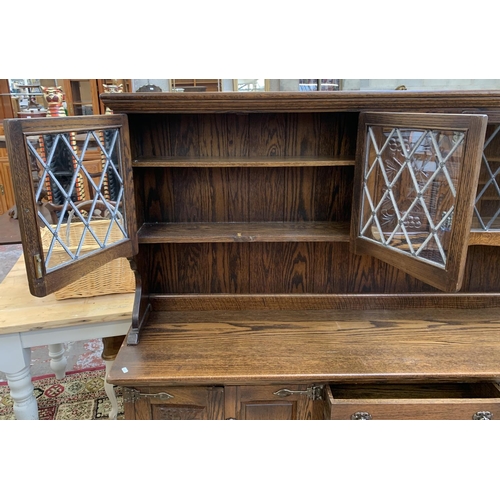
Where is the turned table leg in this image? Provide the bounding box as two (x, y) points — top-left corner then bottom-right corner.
(4, 347), (38, 420)
(101, 335), (125, 420)
(48, 343), (67, 380)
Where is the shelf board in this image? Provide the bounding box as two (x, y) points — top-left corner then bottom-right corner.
(138, 221), (351, 244)
(109, 307), (500, 385)
(469, 228), (500, 246)
(132, 155), (355, 168)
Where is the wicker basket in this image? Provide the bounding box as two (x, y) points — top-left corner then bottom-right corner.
(40, 216), (135, 300)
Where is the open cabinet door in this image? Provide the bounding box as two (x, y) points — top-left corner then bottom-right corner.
(351, 112), (487, 292)
(4, 114), (138, 297)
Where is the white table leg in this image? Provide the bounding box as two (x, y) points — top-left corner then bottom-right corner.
(48, 343), (67, 380)
(4, 348), (38, 420)
(104, 359), (118, 419)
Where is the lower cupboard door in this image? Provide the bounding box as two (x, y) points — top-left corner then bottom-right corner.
(325, 382), (500, 420)
(226, 385), (319, 420)
(124, 386), (225, 420)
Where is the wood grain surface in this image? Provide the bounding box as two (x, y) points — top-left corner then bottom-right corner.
(108, 308), (500, 386)
(0, 255), (133, 335)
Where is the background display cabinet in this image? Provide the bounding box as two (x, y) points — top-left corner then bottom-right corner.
(6, 91), (500, 420)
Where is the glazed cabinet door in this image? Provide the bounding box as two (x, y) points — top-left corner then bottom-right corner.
(4, 115), (138, 297)
(351, 112), (487, 292)
(123, 386), (225, 420)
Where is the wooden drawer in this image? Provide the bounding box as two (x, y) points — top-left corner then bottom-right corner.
(325, 382), (500, 420)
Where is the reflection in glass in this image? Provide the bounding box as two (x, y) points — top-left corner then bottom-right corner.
(359, 126), (465, 268)
(235, 79), (266, 91)
(299, 79), (340, 91)
(26, 127), (128, 271)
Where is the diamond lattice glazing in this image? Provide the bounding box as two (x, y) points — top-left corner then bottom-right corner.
(360, 126), (465, 268)
(26, 128), (128, 270)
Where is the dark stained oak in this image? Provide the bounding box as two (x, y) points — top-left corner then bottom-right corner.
(101, 90), (500, 114)
(3, 115), (139, 297)
(102, 93), (500, 418)
(132, 155), (355, 167)
(350, 112), (488, 292)
(109, 308), (500, 386)
(137, 221), (351, 243)
(325, 383), (500, 420)
(9, 92), (500, 419)
(125, 386), (225, 420)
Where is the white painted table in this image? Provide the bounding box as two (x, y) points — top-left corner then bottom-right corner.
(0, 255), (133, 419)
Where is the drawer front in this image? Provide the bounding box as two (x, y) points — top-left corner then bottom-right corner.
(326, 383), (500, 420)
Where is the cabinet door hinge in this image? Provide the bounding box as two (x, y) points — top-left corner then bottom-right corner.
(273, 385), (324, 401)
(123, 387), (174, 404)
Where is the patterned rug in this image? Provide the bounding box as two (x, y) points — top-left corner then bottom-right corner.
(0, 367), (124, 420)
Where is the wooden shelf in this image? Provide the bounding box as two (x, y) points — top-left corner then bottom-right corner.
(469, 229), (500, 246)
(138, 221), (351, 244)
(132, 155), (355, 168)
(109, 307), (500, 386)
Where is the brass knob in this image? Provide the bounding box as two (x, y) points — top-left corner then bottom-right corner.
(472, 411), (493, 420)
(350, 411), (373, 420)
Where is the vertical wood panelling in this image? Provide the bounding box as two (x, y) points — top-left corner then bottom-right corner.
(248, 113), (286, 156)
(285, 113), (321, 156)
(130, 109), (494, 298)
(284, 167), (315, 221)
(141, 241), (500, 295)
(198, 114), (227, 156)
(462, 246), (500, 292)
(211, 243), (250, 293)
(226, 114), (249, 157)
(173, 167), (211, 221)
(208, 168), (249, 222)
(139, 241), (500, 295)
(248, 167), (284, 221)
(312, 242), (352, 293)
(140, 167), (354, 224)
(314, 167), (354, 222)
(174, 114), (200, 156)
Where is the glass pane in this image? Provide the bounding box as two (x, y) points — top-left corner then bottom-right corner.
(236, 79), (266, 91)
(359, 125), (465, 269)
(25, 127), (127, 271)
(472, 123), (500, 230)
(299, 79), (340, 91)
(73, 104), (94, 115)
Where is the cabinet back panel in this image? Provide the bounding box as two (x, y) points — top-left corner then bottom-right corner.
(139, 243), (446, 295)
(138, 243), (500, 295)
(128, 112), (358, 158)
(463, 245), (500, 292)
(139, 166), (354, 223)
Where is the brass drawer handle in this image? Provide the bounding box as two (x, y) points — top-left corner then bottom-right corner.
(473, 411), (493, 420)
(350, 411), (373, 420)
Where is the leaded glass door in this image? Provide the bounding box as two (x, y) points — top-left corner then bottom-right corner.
(469, 113), (500, 246)
(351, 112), (487, 292)
(4, 114), (138, 297)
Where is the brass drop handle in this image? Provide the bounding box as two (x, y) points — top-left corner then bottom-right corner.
(472, 411), (493, 420)
(350, 411), (373, 420)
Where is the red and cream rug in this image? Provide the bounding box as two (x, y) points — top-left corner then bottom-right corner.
(0, 367), (124, 420)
